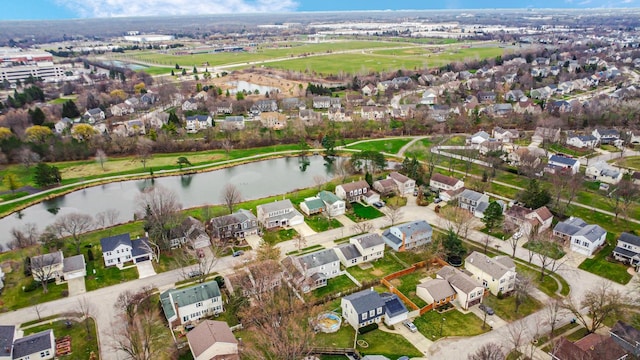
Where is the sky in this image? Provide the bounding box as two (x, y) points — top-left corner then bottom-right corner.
(1, 0), (637, 21)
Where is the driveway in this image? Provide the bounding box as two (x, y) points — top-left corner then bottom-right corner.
(292, 222), (316, 237)
(244, 234), (264, 250)
(379, 321), (432, 358)
(335, 214), (357, 229)
(67, 277), (86, 296)
(136, 260), (156, 279)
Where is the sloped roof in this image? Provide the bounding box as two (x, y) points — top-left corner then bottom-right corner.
(13, 329), (52, 359)
(258, 199), (294, 213)
(437, 265), (482, 293)
(336, 243), (361, 261)
(380, 292), (408, 318)
(0, 325), (14, 357)
(187, 320), (237, 359)
(460, 189), (485, 202)
(418, 278), (456, 300)
(318, 190), (342, 205)
(554, 217), (588, 236)
(389, 172), (411, 184)
(374, 178), (397, 190)
(619, 232), (640, 247)
(62, 254), (85, 273)
(338, 180), (370, 193)
(131, 237), (152, 257)
(611, 320), (640, 345)
(534, 206), (553, 221)
(549, 155), (578, 166)
(465, 251), (514, 280)
(343, 289), (385, 315)
(100, 233), (132, 252)
(31, 251), (63, 269)
(353, 233), (384, 249)
(302, 198), (325, 211)
(574, 224), (606, 243)
(430, 173), (462, 187)
(394, 220), (433, 239)
(299, 248), (339, 269)
(160, 280), (221, 319)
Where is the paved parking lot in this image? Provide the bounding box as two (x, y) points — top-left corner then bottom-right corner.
(136, 260), (157, 279)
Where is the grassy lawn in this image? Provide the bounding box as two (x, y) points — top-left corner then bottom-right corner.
(0, 272), (68, 311)
(261, 228), (298, 245)
(578, 242), (632, 284)
(413, 309), (489, 340)
(516, 264), (559, 297)
(523, 241), (566, 260)
(404, 138), (434, 160)
(313, 274), (357, 299)
(347, 255), (406, 283)
(482, 294), (542, 322)
(346, 203), (384, 222)
(389, 268), (429, 308)
(548, 143), (594, 157)
(357, 329), (422, 358)
(566, 327), (590, 342)
(23, 317), (99, 360)
(85, 261), (138, 291)
(313, 325), (356, 348)
(154, 249), (197, 274)
(306, 215), (343, 232)
(385, 196), (407, 207)
(347, 138), (413, 155)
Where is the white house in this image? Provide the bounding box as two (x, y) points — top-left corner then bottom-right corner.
(382, 220), (432, 252)
(613, 232), (640, 270)
(553, 217), (607, 256)
(592, 128), (621, 145)
(256, 199), (304, 229)
(566, 134), (598, 149)
(465, 251), (517, 296)
(421, 89), (437, 105)
(185, 115), (212, 133)
(335, 233), (385, 268)
(100, 233), (154, 268)
(586, 161), (623, 184)
(186, 320), (238, 360)
(492, 127), (519, 143)
(54, 117), (73, 134)
(318, 190), (346, 217)
(546, 155), (580, 175)
(430, 173), (464, 196)
(12, 329), (55, 360)
(160, 280), (223, 328)
(388, 172), (416, 195)
(469, 131), (491, 145)
(458, 189), (489, 214)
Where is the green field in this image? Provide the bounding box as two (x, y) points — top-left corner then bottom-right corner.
(264, 53), (429, 75)
(614, 156), (640, 170)
(346, 138), (414, 154)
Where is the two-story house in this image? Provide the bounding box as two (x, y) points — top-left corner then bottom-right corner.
(12, 329), (55, 360)
(382, 220), (433, 252)
(208, 209), (258, 243)
(252, 99), (278, 113)
(553, 217), (607, 256)
(373, 178), (397, 196)
(256, 199), (304, 229)
(613, 232), (640, 270)
(546, 155), (580, 175)
(186, 320), (238, 360)
(84, 108), (105, 123)
(388, 172), (415, 195)
(100, 233), (154, 268)
(160, 280), (223, 328)
(335, 180), (370, 203)
(492, 127), (520, 143)
(30, 251), (63, 282)
(593, 128), (621, 145)
(318, 190), (346, 217)
(430, 173), (464, 201)
(312, 96), (332, 109)
(223, 116), (245, 130)
(224, 260), (281, 298)
(281, 248), (341, 292)
(458, 189), (490, 215)
(505, 205), (554, 235)
(335, 233), (385, 267)
(417, 265), (485, 310)
(566, 133), (598, 149)
(259, 111), (287, 130)
(0, 325), (13, 360)
(341, 289), (408, 329)
(465, 251), (517, 296)
(213, 101), (233, 114)
(185, 115), (213, 133)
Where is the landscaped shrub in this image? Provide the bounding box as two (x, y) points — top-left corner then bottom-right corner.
(358, 323), (378, 335)
(23, 257), (31, 276)
(87, 249), (94, 262)
(23, 280), (39, 292)
(61, 290), (69, 297)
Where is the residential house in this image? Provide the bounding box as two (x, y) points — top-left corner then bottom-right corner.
(533, 57), (550, 66)
(213, 101), (233, 114)
(382, 220), (433, 252)
(477, 91), (497, 103)
(318, 190), (346, 217)
(553, 217), (606, 256)
(100, 233), (154, 268)
(298, 109), (322, 125)
(611, 321), (640, 357)
(458, 189), (489, 214)
(421, 89), (437, 105)
(185, 115), (212, 133)
(530, 87), (553, 100)
(566, 133), (598, 149)
(281, 97), (302, 111)
(54, 117), (73, 134)
(282, 248), (341, 292)
(259, 111), (287, 129)
(388, 172), (415, 196)
(300, 197), (326, 216)
(550, 333), (628, 360)
(546, 155), (580, 175)
(0, 325), (14, 360)
(223, 116), (245, 130)
(391, 76), (413, 88)
(313, 96), (332, 109)
(84, 108), (105, 123)
(592, 128), (621, 145)
(513, 99), (541, 114)
(465, 251), (517, 296)
(505, 89), (525, 102)
(361, 84), (377, 97)
(139, 93), (158, 106)
(12, 329), (55, 360)
(186, 320), (239, 360)
(110, 103), (134, 117)
(335, 180), (370, 203)
(504, 205), (553, 234)
(469, 131), (491, 145)
(628, 130), (640, 146)
(479, 139), (503, 156)
(341, 289), (408, 329)
(613, 232), (640, 269)
(224, 260), (281, 298)
(328, 108), (353, 122)
(256, 199), (304, 229)
(335, 233), (385, 268)
(586, 161), (623, 184)
(373, 178), (397, 196)
(252, 99), (278, 113)
(430, 104), (453, 122)
(434, 266), (485, 309)
(417, 279), (457, 309)
(360, 106), (386, 120)
(62, 254), (87, 281)
(508, 147), (544, 168)
(489, 103), (513, 117)
(182, 98), (199, 111)
(633, 172), (640, 186)
(345, 94), (364, 106)
(171, 216), (210, 249)
(30, 251), (63, 282)
(429, 173), (464, 193)
(548, 100), (573, 114)
(160, 280), (223, 328)
(557, 81), (574, 95)
(492, 127), (519, 143)
(209, 209), (259, 242)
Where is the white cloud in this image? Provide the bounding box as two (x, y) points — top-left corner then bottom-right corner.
(55, 0), (299, 18)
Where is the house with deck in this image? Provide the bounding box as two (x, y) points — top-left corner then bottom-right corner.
(341, 289), (408, 329)
(281, 248), (341, 293)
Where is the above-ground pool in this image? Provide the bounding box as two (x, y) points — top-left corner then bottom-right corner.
(316, 312), (342, 333)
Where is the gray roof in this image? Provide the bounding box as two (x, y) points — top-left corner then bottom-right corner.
(337, 243), (361, 261)
(258, 199), (295, 214)
(212, 209), (257, 225)
(394, 220), (433, 239)
(362, 356), (391, 360)
(299, 248), (339, 269)
(225, 116), (244, 122)
(374, 178), (397, 190)
(574, 224), (606, 243)
(0, 325), (14, 357)
(417, 278), (456, 300)
(549, 155), (578, 166)
(13, 329), (52, 359)
(382, 229), (402, 246)
(437, 265), (482, 293)
(460, 189), (485, 202)
(619, 232), (640, 247)
(31, 251), (63, 269)
(343, 289), (385, 315)
(338, 180), (370, 193)
(465, 251), (514, 280)
(554, 217), (588, 236)
(472, 131), (491, 139)
(611, 321), (640, 344)
(596, 128), (620, 137)
(380, 292), (408, 318)
(475, 201), (489, 214)
(160, 280), (221, 320)
(353, 233), (384, 249)
(186, 115), (210, 122)
(62, 254), (85, 273)
(100, 233), (132, 252)
(389, 172), (410, 184)
(131, 237), (152, 257)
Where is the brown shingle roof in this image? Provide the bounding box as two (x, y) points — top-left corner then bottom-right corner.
(339, 180), (370, 193)
(187, 320), (237, 359)
(431, 173), (461, 187)
(534, 206), (553, 221)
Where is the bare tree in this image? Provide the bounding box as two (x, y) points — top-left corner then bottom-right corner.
(30, 252), (60, 293)
(9, 223), (38, 249)
(136, 138), (154, 170)
(384, 204), (404, 226)
(294, 233), (307, 253)
(95, 209), (120, 230)
(313, 175), (326, 190)
(544, 299), (566, 341)
(136, 185), (182, 251)
(78, 296), (96, 337)
(506, 322), (526, 357)
(513, 273), (533, 314)
(562, 281), (628, 333)
(51, 213), (94, 254)
(95, 149), (107, 171)
(16, 147), (40, 169)
(174, 245), (220, 283)
(221, 139), (233, 155)
(440, 206), (475, 240)
(481, 235), (491, 254)
(468, 343), (505, 360)
(351, 222), (374, 235)
(221, 183), (242, 214)
(32, 302), (45, 321)
(256, 241), (281, 262)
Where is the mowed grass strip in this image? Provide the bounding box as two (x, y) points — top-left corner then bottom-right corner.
(347, 138), (414, 154)
(413, 309), (489, 340)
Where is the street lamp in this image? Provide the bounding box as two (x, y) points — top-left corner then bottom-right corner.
(439, 317), (446, 337)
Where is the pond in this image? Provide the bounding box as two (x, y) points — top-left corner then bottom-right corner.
(226, 80), (279, 95)
(0, 156), (335, 247)
(100, 60), (148, 71)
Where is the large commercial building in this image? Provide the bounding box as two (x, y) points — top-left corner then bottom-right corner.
(0, 62), (70, 83)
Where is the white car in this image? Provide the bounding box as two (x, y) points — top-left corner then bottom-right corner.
(513, 231), (523, 240)
(403, 320), (418, 333)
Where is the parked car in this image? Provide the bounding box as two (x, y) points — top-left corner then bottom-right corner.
(184, 323), (195, 331)
(403, 320), (418, 333)
(188, 270), (203, 278)
(513, 231), (523, 240)
(479, 304), (495, 315)
(434, 198), (442, 204)
(372, 201), (384, 208)
(413, 188), (419, 196)
(232, 250), (244, 257)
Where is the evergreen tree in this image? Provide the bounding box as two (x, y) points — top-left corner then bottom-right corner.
(61, 100), (80, 118)
(518, 179), (551, 209)
(168, 111), (180, 126)
(33, 163), (62, 188)
(365, 172), (373, 187)
(482, 201), (504, 232)
(28, 107), (46, 126)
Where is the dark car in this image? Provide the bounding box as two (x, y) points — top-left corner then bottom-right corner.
(479, 304), (495, 315)
(232, 250), (244, 257)
(188, 270), (203, 278)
